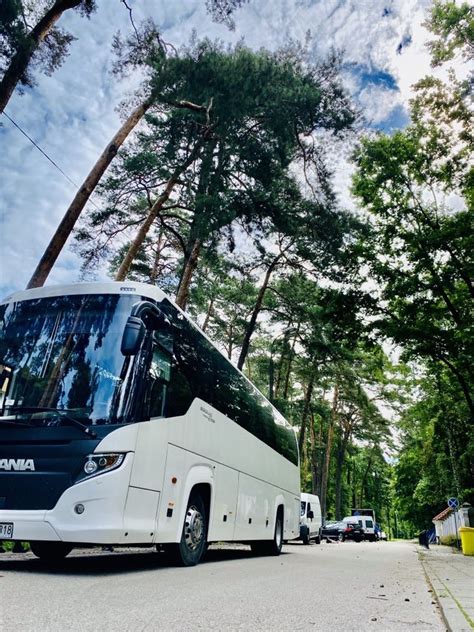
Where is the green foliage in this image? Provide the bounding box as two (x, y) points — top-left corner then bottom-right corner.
(76, 38), (356, 292)
(0, 540), (30, 551)
(352, 89), (473, 415)
(349, 0), (474, 533)
(425, 1), (474, 66)
(188, 252), (259, 358)
(0, 0), (95, 89)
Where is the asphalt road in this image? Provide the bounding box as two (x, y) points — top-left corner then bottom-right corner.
(0, 540), (444, 631)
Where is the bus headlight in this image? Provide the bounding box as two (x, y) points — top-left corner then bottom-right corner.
(77, 453), (125, 482)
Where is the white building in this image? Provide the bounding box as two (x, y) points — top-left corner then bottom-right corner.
(432, 504), (473, 542)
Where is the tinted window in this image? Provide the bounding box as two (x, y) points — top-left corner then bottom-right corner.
(0, 294), (145, 425)
(155, 299), (298, 465)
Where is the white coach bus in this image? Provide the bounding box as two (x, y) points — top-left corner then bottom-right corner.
(0, 282), (300, 565)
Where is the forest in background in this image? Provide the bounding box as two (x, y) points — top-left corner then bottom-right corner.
(1, 0), (472, 537)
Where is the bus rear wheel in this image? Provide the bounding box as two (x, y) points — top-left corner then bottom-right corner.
(30, 541), (73, 562)
(251, 508), (284, 556)
(169, 492), (208, 567)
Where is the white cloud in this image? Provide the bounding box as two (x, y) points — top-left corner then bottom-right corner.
(357, 83), (402, 125)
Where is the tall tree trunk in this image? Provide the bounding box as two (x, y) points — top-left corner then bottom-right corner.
(274, 330), (291, 398)
(359, 450), (374, 508)
(27, 99), (151, 288)
(237, 254), (281, 370)
(245, 358), (252, 380)
(298, 373), (315, 459)
(436, 373), (462, 498)
(320, 381), (338, 521)
(334, 439), (344, 521)
(227, 323), (233, 359)
(309, 413), (319, 495)
(283, 323), (300, 399)
(334, 433), (350, 520)
(438, 355), (474, 416)
(115, 140), (205, 282)
(274, 353), (285, 399)
(201, 295), (215, 332)
(0, 0), (82, 113)
(316, 411), (323, 496)
(351, 461), (357, 509)
(175, 238), (202, 309)
(149, 228), (165, 284)
(174, 138), (217, 310)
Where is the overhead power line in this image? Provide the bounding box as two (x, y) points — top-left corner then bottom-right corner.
(2, 110), (101, 210)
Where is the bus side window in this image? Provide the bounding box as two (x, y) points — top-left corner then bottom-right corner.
(148, 344), (171, 418)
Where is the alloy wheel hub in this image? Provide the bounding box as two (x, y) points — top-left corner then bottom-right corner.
(184, 506), (204, 551)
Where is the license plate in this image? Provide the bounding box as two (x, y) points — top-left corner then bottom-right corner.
(0, 522), (14, 538)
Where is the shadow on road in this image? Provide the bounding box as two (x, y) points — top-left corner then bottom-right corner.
(0, 545), (287, 576)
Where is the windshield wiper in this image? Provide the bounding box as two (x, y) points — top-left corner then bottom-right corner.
(4, 406), (97, 438)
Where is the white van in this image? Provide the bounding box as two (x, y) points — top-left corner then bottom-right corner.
(343, 515), (376, 540)
(300, 493), (322, 544)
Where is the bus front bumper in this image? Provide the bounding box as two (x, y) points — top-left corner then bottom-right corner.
(0, 453), (148, 545)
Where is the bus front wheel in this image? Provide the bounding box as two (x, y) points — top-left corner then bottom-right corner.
(30, 541), (73, 562)
(170, 492), (208, 567)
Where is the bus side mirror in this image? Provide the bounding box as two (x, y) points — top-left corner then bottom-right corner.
(121, 316), (146, 356)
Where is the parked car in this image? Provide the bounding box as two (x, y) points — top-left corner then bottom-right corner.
(343, 515), (376, 541)
(378, 531), (388, 541)
(339, 521), (365, 542)
(300, 493), (322, 544)
(321, 521), (346, 540)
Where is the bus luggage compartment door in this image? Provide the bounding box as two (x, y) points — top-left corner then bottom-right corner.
(208, 463), (238, 542)
(123, 486), (160, 543)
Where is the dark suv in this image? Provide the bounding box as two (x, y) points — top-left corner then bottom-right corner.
(321, 521), (346, 540)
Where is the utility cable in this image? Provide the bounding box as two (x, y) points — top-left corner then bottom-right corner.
(2, 110), (101, 210)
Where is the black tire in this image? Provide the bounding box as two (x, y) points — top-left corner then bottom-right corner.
(30, 541), (72, 562)
(251, 509), (284, 556)
(168, 492), (208, 567)
(301, 526), (310, 545)
(315, 534), (321, 544)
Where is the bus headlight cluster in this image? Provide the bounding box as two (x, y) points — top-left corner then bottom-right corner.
(78, 453), (125, 482)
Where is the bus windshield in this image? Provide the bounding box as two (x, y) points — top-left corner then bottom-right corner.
(0, 293), (144, 426)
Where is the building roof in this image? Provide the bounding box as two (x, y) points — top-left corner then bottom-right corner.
(432, 507), (452, 522)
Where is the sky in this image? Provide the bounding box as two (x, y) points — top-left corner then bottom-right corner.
(0, 0), (439, 299)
